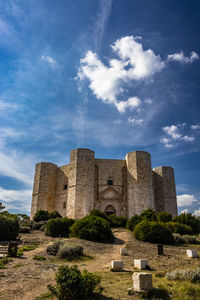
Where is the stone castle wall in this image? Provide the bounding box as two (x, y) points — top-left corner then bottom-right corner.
(30, 148), (178, 219)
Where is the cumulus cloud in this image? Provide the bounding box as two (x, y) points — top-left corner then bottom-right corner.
(78, 36), (165, 113)
(180, 209), (188, 214)
(193, 209), (200, 217)
(167, 51), (199, 63)
(177, 194), (198, 207)
(0, 187), (32, 212)
(161, 124), (195, 148)
(191, 124), (200, 130)
(0, 100), (17, 111)
(128, 117), (143, 125)
(41, 55), (58, 69)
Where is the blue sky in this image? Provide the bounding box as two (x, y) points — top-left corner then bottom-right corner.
(0, 0), (200, 216)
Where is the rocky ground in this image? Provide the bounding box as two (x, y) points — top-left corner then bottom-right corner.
(0, 229), (200, 300)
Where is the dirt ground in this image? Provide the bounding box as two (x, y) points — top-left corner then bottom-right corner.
(0, 229), (200, 300)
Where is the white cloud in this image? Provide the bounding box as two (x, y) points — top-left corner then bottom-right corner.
(115, 97), (141, 113)
(41, 55), (58, 69)
(191, 125), (200, 130)
(0, 100), (17, 111)
(0, 187), (32, 212)
(163, 125), (182, 140)
(161, 124), (195, 148)
(78, 36), (165, 112)
(128, 117), (143, 125)
(177, 194), (198, 207)
(193, 209), (200, 217)
(167, 51), (199, 63)
(180, 209), (188, 214)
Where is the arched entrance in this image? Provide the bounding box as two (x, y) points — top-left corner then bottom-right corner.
(104, 205), (116, 216)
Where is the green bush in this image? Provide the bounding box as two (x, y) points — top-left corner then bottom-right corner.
(33, 210), (50, 222)
(32, 220), (47, 230)
(89, 209), (108, 220)
(157, 212), (172, 223)
(134, 220), (174, 244)
(49, 211), (62, 219)
(47, 241), (63, 256)
(48, 265), (100, 300)
(57, 242), (83, 260)
(70, 215), (114, 242)
(108, 214), (128, 228)
(0, 215), (20, 240)
(19, 226), (31, 233)
(45, 217), (73, 237)
(126, 215), (143, 231)
(165, 222), (192, 235)
(174, 213), (200, 235)
(141, 208), (157, 221)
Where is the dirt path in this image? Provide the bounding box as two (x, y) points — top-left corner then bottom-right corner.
(0, 230), (131, 300)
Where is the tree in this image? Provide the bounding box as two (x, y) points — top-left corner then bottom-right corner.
(0, 202), (5, 211)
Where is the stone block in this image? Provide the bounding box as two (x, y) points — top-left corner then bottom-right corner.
(120, 248), (128, 255)
(132, 272), (152, 291)
(134, 259), (148, 270)
(186, 249), (198, 258)
(111, 260), (123, 271)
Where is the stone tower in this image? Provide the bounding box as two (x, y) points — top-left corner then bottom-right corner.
(30, 148), (177, 219)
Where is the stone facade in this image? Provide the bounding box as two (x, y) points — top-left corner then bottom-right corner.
(30, 148), (178, 219)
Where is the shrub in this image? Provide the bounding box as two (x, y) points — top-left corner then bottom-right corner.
(32, 220), (47, 230)
(126, 215), (143, 231)
(164, 221), (192, 235)
(157, 212), (172, 223)
(19, 226), (31, 233)
(33, 210), (50, 222)
(0, 215), (20, 240)
(47, 241), (63, 256)
(134, 220), (174, 244)
(48, 265), (101, 300)
(166, 268), (200, 283)
(141, 208), (157, 221)
(89, 209), (108, 220)
(107, 214), (128, 228)
(70, 215), (114, 242)
(174, 213), (200, 235)
(173, 233), (186, 244)
(57, 242), (83, 260)
(49, 211), (62, 219)
(139, 287), (170, 299)
(45, 217), (74, 237)
(181, 234), (198, 244)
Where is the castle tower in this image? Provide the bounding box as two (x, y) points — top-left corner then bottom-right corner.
(126, 151), (154, 218)
(67, 148), (95, 219)
(31, 162), (57, 219)
(153, 166), (177, 216)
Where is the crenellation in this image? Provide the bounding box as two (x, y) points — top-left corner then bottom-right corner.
(30, 148), (177, 219)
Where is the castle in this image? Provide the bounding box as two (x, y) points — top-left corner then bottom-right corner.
(30, 148), (178, 219)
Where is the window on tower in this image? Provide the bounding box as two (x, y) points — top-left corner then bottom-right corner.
(107, 179), (113, 186)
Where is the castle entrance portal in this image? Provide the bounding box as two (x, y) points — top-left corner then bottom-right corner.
(104, 205), (116, 216)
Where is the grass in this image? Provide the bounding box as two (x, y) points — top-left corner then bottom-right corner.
(33, 255), (46, 261)
(35, 292), (55, 299)
(17, 244), (38, 257)
(0, 257), (9, 269)
(13, 263), (24, 268)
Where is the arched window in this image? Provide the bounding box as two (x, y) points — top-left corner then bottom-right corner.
(64, 183), (68, 190)
(104, 205), (116, 216)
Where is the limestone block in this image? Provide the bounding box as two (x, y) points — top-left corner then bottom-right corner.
(132, 272), (152, 291)
(111, 260), (123, 271)
(134, 259), (148, 270)
(120, 248), (128, 256)
(0, 254), (6, 258)
(186, 249), (198, 258)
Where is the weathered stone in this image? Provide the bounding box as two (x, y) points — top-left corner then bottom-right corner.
(157, 244), (164, 255)
(134, 259), (148, 270)
(120, 248), (128, 255)
(132, 272), (152, 291)
(30, 148), (177, 219)
(186, 249), (198, 258)
(111, 260), (123, 271)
